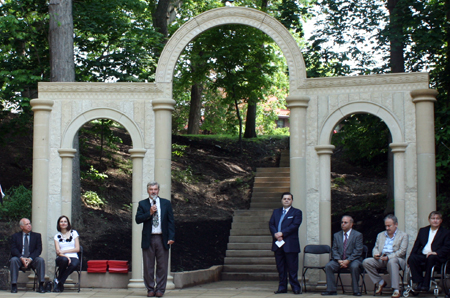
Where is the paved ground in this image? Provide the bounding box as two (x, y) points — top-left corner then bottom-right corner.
(0, 281), (437, 298)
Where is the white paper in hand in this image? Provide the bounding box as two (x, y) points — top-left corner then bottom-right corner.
(275, 240), (285, 248)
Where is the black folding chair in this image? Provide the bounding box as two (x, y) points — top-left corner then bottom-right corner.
(54, 246), (83, 292)
(301, 244), (332, 293)
(336, 244), (368, 294)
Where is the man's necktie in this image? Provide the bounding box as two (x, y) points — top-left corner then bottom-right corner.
(152, 201), (159, 228)
(23, 234), (30, 258)
(278, 209), (286, 232)
(342, 232), (348, 260)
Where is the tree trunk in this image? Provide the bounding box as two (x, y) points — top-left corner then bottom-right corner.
(49, 0), (75, 82)
(387, 0), (405, 73)
(49, 0), (80, 226)
(187, 83), (203, 134)
(152, 0), (171, 38)
(244, 102), (257, 138)
(233, 87), (243, 154)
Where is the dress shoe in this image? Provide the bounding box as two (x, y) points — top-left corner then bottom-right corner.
(155, 291), (164, 297)
(293, 289), (302, 294)
(321, 291), (337, 295)
(353, 292), (362, 296)
(53, 284), (61, 292)
(375, 281), (388, 294)
(147, 290), (155, 297)
(11, 284), (17, 293)
(391, 290), (401, 298)
(274, 289), (287, 294)
(413, 282), (422, 291)
(38, 283), (45, 293)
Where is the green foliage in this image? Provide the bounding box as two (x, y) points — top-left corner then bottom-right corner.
(82, 191), (107, 209)
(331, 114), (389, 175)
(172, 166), (199, 184)
(0, 185), (32, 220)
(171, 0), (305, 136)
(172, 144), (189, 158)
(81, 165), (109, 181)
(73, 0), (162, 82)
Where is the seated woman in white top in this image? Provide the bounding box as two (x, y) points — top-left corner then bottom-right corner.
(53, 215), (80, 292)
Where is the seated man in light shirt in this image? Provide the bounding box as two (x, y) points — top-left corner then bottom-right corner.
(363, 214), (409, 298)
(407, 211), (450, 292)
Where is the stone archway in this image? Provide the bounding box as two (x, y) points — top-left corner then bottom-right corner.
(155, 7), (307, 95)
(29, 6), (439, 290)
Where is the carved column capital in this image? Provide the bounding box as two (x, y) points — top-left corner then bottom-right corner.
(315, 145), (335, 155)
(411, 89), (438, 103)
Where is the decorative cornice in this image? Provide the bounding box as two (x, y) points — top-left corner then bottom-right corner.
(298, 72), (429, 90)
(38, 82), (162, 93)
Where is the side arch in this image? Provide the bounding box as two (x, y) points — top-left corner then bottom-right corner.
(155, 6), (306, 93)
(61, 108), (144, 149)
(318, 102), (404, 145)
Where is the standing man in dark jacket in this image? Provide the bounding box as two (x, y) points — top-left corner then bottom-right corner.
(408, 211), (450, 292)
(136, 182), (175, 297)
(322, 215), (364, 296)
(269, 192), (302, 294)
(9, 218), (46, 293)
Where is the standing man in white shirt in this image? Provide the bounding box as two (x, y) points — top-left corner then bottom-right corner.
(136, 182), (175, 297)
(407, 211), (450, 292)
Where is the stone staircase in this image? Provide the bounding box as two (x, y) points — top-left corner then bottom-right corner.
(221, 151), (290, 281)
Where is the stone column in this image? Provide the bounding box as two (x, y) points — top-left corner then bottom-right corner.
(58, 149), (77, 217)
(315, 145), (335, 246)
(286, 95), (310, 270)
(315, 145), (334, 280)
(128, 149), (147, 288)
(152, 98), (175, 289)
(30, 98), (54, 263)
(389, 143), (408, 231)
(411, 89), (438, 228)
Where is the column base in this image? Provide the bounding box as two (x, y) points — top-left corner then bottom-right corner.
(166, 275), (175, 290)
(127, 279), (145, 288)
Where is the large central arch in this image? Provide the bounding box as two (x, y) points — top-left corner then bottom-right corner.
(155, 6), (306, 96)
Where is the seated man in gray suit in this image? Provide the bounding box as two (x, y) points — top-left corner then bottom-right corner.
(363, 214), (408, 298)
(322, 215), (364, 296)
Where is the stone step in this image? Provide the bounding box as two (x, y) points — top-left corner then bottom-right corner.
(228, 236), (272, 243)
(279, 161), (290, 167)
(230, 228), (268, 236)
(252, 187), (289, 193)
(226, 250), (273, 257)
(231, 221), (268, 230)
(253, 182), (291, 187)
(250, 202), (280, 209)
(256, 167), (290, 173)
(222, 264), (277, 273)
(250, 196), (281, 202)
(251, 192), (285, 198)
(254, 177), (290, 183)
(234, 210), (273, 217)
(232, 215), (269, 222)
(221, 272), (279, 281)
(255, 169), (290, 174)
(227, 243), (272, 250)
(224, 257), (276, 265)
